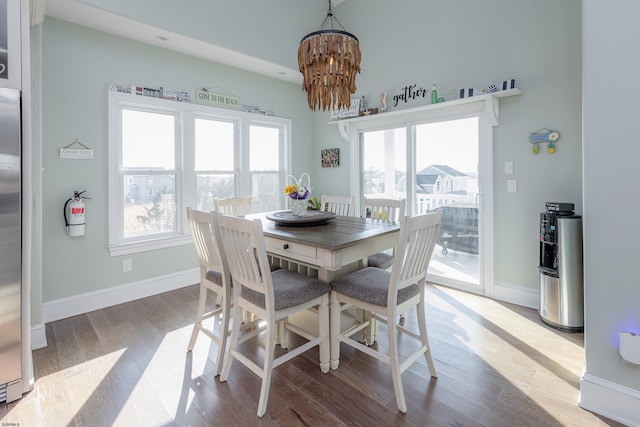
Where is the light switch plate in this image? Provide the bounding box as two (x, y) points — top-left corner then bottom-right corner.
(504, 161), (514, 174)
(507, 180), (517, 192)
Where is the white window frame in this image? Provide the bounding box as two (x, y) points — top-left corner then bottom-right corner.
(107, 91), (292, 256)
(247, 123), (288, 213)
(191, 115), (239, 208)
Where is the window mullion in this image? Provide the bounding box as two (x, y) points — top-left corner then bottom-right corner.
(181, 110), (196, 226)
(407, 124), (416, 215)
(237, 121), (247, 195)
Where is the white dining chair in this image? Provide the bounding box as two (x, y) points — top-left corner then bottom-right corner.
(214, 196), (252, 217)
(329, 210), (443, 413)
(185, 207), (232, 376)
(217, 213), (331, 417)
(320, 194), (355, 216)
(363, 197), (406, 270)
(212, 195), (259, 312)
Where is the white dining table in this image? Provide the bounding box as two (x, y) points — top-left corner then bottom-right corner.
(248, 211), (400, 281)
(247, 211), (401, 345)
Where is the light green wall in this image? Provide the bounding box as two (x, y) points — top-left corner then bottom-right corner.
(40, 18), (314, 302)
(311, 0), (582, 294)
(583, 0), (640, 403)
(39, 0), (582, 301)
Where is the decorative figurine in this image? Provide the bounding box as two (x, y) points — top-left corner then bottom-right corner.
(380, 91), (387, 112)
(530, 128), (560, 154)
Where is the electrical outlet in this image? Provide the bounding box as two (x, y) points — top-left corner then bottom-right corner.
(123, 259), (132, 272)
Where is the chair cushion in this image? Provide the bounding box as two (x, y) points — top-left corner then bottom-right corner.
(241, 269), (330, 311)
(330, 267), (418, 307)
(205, 269), (223, 285)
(207, 265), (277, 288)
(367, 252), (394, 270)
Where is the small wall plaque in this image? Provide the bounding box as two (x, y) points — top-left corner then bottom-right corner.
(195, 89), (240, 110)
(331, 99), (360, 120)
(321, 148), (340, 168)
(60, 139), (94, 160)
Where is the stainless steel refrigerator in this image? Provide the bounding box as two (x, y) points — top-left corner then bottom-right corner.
(0, 87), (22, 403)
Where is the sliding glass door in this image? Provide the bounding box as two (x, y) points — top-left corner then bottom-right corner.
(362, 128), (406, 200)
(361, 116), (482, 293)
(415, 118), (480, 289)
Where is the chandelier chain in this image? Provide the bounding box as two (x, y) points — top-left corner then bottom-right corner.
(297, 0), (361, 111)
(319, 0), (346, 32)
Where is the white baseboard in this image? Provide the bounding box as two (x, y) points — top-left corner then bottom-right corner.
(30, 322), (47, 350)
(492, 281), (539, 309)
(580, 372), (640, 427)
(42, 268), (199, 324)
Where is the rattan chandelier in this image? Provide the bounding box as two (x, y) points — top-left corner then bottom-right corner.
(298, 0), (361, 112)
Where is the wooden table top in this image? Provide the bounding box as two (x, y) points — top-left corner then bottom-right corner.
(247, 212), (400, 251)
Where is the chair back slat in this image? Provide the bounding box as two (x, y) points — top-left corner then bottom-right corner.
(217, 214), (274, 302)
(187, 208), (226, 274)
(391, 211), (443, 293)
(321, 195), (355, 216)
(214, 196), (252, 217)
(363, 197), (406, 221)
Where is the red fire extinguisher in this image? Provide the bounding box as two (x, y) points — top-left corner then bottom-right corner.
(64, 191), (91, 237)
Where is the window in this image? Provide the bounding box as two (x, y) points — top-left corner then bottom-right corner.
(108, 91), (291, 256)
(195, 118), (236, 211)
(121, 109), (178, 239)
(362, 128), (406, 200)
(249, 125), (282, 213)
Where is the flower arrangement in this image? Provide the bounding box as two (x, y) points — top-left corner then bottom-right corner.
(284, 173), (312, 200)
(285, 173), (312, 216)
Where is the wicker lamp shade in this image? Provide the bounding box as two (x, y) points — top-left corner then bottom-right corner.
(298, 2), (361, 112)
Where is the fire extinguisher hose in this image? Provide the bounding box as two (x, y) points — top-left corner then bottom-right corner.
(63, 197), (73, 228)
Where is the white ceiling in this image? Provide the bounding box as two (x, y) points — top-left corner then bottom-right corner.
(38, 0), (353, 84)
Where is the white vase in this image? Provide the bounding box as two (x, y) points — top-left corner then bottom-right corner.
(291, 199), (309, 216)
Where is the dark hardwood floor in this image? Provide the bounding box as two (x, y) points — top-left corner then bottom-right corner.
(0, 284), (625, 426)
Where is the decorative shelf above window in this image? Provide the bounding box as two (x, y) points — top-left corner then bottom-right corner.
(330, 88), (522, 142)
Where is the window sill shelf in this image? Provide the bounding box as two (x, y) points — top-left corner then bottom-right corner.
(108, 235), (192, 257)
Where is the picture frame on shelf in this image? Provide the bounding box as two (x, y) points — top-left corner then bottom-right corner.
(330, 99), (360, 120)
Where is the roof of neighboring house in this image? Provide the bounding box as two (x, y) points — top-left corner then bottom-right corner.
(418, 185), (433, 194)
(414, 165), (471, 195)
(418, 165), (468, 177)
(416, 174), (439, 186)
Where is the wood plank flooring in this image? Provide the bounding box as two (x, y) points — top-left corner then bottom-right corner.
(0, 284), (626, 426)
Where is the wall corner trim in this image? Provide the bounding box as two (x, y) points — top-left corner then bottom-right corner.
(580, 371), (640, 427)
(30, 323), (47, 350)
